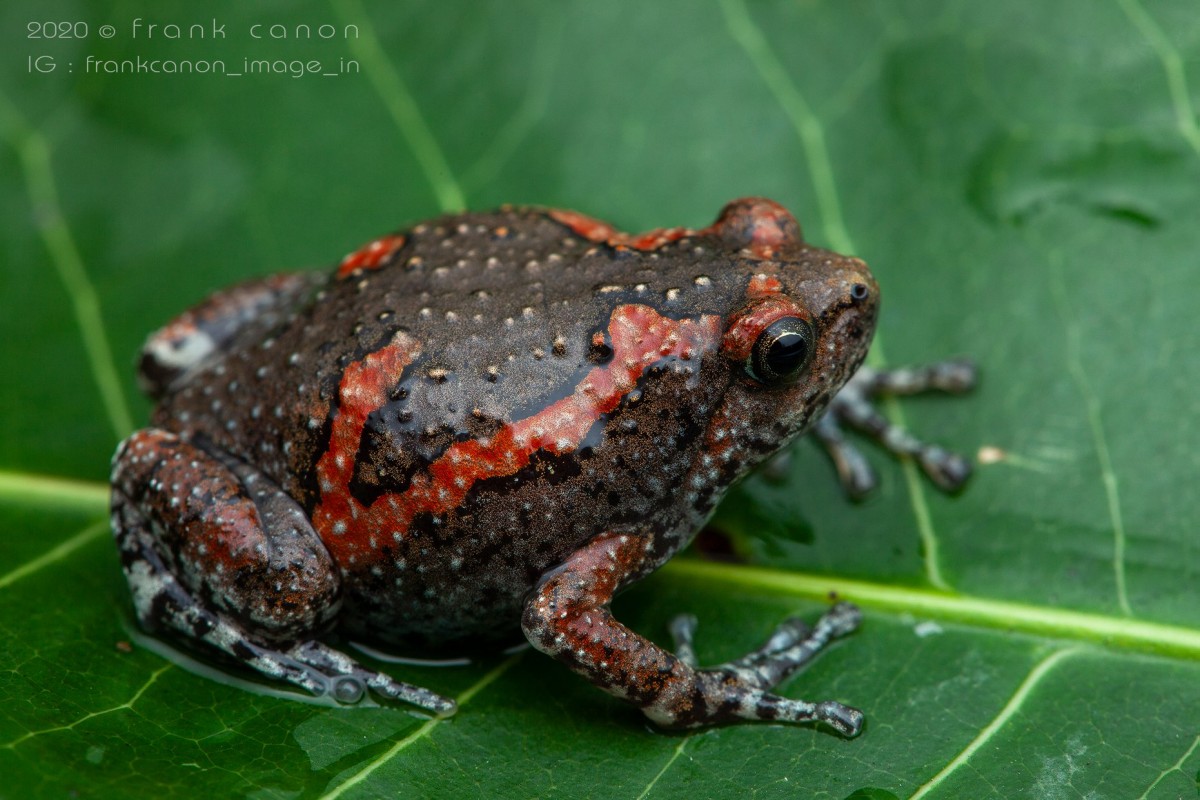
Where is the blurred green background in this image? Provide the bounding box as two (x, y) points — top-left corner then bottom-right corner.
(2, 1), (1200, 797)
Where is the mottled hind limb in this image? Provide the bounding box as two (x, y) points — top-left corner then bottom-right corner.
(523, 532), (862, 735)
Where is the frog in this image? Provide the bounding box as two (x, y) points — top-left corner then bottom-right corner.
(110, 197), (973, 736)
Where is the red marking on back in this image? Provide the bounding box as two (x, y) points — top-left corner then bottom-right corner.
(548, 209), (699, 251)
(312, 332), (420, 557)
(313, 306), (722, 566)
(548, 198), (805, 259)
(337, 234), (407, 278)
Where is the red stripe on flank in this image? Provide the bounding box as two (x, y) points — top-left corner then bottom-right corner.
(314, 306), (721, 566)
(312, 331), (420, 561)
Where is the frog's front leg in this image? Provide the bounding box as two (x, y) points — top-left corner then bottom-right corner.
(110, 428), (454, 715)
(816, 359), (977, 498)
(522, 532), (863, 734)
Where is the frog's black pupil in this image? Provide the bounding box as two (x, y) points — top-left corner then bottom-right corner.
(766, 331), (808, 375)
(749, 316), (815, 384)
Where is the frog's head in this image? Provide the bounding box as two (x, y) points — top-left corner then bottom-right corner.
(702, 197), (879, 479)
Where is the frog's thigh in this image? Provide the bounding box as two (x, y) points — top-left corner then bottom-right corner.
(138, 272), (321, 397)
(112, 430), (457, 713)
(111, 428), (341, 643)
(522, 532), (863, 734)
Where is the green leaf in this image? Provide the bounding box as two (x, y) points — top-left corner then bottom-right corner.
(3, 0), (1199, 797)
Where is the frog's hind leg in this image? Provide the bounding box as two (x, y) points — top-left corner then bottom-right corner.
(110, 428), (454, 716)
(524, 531), (863, 735)
(137, 272), (324, 399)
(818, 359), (977, 497)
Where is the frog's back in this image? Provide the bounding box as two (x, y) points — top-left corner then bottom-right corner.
(155, 207), (744, 509)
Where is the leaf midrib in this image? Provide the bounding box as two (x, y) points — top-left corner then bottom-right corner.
(7, 471), (1199, 663)
(666, 561), (1200, 661)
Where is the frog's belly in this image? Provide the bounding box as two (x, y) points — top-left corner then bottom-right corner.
(332, 533), (577, 652)
(337, 576), (528, 651)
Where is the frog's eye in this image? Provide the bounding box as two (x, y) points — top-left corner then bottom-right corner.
(721, 296), (816, 385)
(747, 316), (815, 384)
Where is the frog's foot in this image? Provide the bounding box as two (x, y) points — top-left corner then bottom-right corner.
(111, 428), (452, 716)
(285, 640), (455, 714)
(670, 603), (860, 689)
(818, 359), (977, 498)
(524, 532), (863, 735)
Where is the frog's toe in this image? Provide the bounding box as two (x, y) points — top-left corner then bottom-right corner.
(716, 602), (860, 691)
(723, 615), (814, 673)
(667, 614), (700, 668)
(924, 357), (977, 393)
(821, 358), (977, 497)
(812, 413), (878, 499)
(365, 672), (457, 716)
(918, 446), (973, 492)
(659, 669), (863, 735)
(862, 358), (977, 396)
(287, 640), (456, 716)
(741, 694), (864, 737)
(814, 700), (865, 737)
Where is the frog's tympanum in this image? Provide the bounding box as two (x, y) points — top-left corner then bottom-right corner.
(111, 198), (972, 736)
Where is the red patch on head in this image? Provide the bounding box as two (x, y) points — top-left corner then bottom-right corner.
(711, 198), (803, 259)
(746, 273), (783, 298)
(336, 234), (407, 279)
(313, 306), (722, 565)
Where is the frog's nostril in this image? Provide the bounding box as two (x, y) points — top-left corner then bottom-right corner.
(850, 283), (870, 303)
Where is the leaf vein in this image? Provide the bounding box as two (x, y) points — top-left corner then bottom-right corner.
(0, 471), (110, 513)
(1134, 731), (1200, 800)
(1048, 251), (1133, 616)
(717, 0), (851, 253)
(2, 664), (171, 749)
(1116, 0), (1200, 159)
(328, 0), (466, 212)
(635, 735), (692, 800)
(907, 647), (1082, 799)
(665, 561), (1200, 659)
(461, 13), (562, 194)
(318, 652), (522, 800)
(0, 91), (134, 439)
(0, 519), (108, 591)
